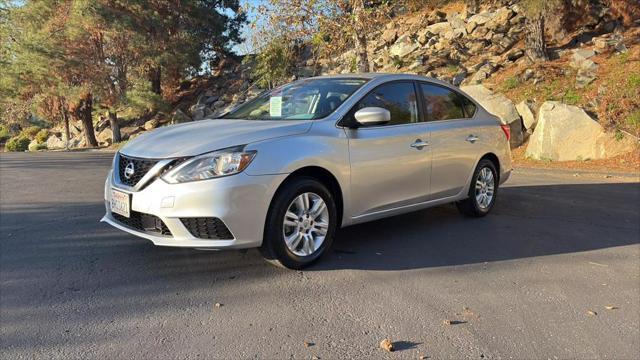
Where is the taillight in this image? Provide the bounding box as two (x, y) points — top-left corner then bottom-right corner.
(500, 124), (511, 141)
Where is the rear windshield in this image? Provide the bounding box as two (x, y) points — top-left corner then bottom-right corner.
(223, 78), (368, 121)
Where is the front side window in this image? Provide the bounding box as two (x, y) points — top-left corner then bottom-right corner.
(354, 82), (419, 126)
(223, 78), (368, 121)
(420, 83), (467, 121)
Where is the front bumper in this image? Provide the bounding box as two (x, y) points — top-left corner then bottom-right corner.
(101, 170), (287, 249)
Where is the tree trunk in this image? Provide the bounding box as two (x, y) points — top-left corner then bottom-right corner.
(107, 110), (121, 144)
(73, 92), (98, 148)
(59, 97), (71, 150)
(352, 0), (370, 73)
(149, 66), (162, 95)
(525, 14), (549, 62)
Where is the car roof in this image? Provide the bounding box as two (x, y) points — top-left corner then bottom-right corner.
(307, 73), (455, 88)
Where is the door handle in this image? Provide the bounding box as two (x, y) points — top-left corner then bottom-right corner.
(465, 135), (479, 143)
(410, 139), (429, 150)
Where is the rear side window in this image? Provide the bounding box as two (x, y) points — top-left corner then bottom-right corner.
(354, 82), (419, 125)
(460, 95), (477, 117)
(420, 83), (469, 121)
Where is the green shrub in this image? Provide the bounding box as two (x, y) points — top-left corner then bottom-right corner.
(562, 89), (581, 105)
(627, 110), (640, 127)
(391, 55), (405, 69)
(5, 135), (31, 151)
(504, 76), (520, 90)
(628, 73), (640, 89)
(20, 125), (42, 139)
(35, 129), (49, 143)
(614, 129), (625, 142)
(0, 124), (10, 142)
(28, 141), (47, 152)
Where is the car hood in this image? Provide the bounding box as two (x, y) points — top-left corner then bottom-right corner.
(120, 119), (312, 158)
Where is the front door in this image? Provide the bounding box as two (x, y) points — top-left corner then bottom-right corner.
(345, 81), (431, 218)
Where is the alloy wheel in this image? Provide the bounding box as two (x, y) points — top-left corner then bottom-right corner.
(282, 192), (329, 257)
(475, 167), (495, 210)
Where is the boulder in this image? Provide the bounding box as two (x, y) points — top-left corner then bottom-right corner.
(452, 70), (467, 86)
(466, 21), (478, 34)
(525, 101), (636, 161)
(95, 117), (110, 132)
(571, 49), (595, 66)
(575, 59), (599, 88)
(506, 48), (524, 61)
(120, 126), (144, 141)
(144, 118), (160, 130)
(468, 12), (493, 25)
(576, 68), (597, 88)
(467, 63), (496, 84)
(427, 10), (446, 24)
(461, 85), (523, 147)
(46, 135), (66, 150)
(381, 27), (398, 45)
(96, 128), (113, 145)
(171, 109), (192, 124)
(212, 100), (226, 109)
(425, 22), (455, 39)
(389, 34), (419, 58)
(28, 139), (40, 152)
(516, 100), (536, 130)
(190, 104), (207, 120)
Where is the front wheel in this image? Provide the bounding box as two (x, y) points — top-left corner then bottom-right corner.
(260, 177), (337, 269)
(456, 159), (499, 217)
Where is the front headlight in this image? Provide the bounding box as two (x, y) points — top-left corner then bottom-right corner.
(162, 146), (256, 184)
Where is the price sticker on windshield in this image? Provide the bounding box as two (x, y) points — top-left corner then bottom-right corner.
(269, 96), (282, 117)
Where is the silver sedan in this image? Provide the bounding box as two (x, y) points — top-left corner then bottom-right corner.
(102, 74), (512, 269)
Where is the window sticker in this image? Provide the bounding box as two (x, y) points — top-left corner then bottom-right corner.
(269, 96), (282, 117)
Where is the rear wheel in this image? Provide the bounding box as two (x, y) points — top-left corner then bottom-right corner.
(456, 159), (498, 217)
(260, 177), (337, 269)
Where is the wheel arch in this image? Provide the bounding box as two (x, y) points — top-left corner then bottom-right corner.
(271, 166), (345, 227)
(479, 152), (500, 181)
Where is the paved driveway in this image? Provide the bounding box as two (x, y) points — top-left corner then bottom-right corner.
(1, 152), (639, 359)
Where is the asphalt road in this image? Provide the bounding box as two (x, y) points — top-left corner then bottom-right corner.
(1, 152), (639, 359)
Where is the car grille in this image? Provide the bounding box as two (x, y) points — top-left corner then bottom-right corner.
(180, 217), (234, 240)
(112, 210), (172, 236)
(118, 154), (159, 187)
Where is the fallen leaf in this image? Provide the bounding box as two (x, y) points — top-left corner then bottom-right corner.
(604, 305), (618, 310)
(419, 356), (429, 360)
(304, 341), (314, 347)
(214, 302), (223, 308)
(443, 319), (466, 325)
(379, 338), (394, 352)
(587, 310), (598, 316)
(588, 261), (608, 267)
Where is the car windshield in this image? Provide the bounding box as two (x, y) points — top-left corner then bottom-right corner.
(222, 78), (368, 120)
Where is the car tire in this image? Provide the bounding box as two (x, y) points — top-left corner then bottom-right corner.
(260, 177), (338, 269)
(456, 159), (499, 217)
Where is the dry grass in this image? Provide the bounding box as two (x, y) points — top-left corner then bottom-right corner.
(487, 27), (640, 139)
(512, 141), (640, 174)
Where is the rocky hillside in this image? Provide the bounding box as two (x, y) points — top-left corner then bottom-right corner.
(40, 1), (639, 165)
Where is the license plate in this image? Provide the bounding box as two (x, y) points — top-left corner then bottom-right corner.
(110, 189), (131, 218)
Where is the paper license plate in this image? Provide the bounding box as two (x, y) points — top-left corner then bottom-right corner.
(110, 189), (131, 218)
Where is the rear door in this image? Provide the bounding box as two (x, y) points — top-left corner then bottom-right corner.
(345, 81), (431, 218)
(419, 82), (481, 200)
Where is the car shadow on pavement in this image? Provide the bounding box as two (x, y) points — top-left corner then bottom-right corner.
(312, 182), (640, 271)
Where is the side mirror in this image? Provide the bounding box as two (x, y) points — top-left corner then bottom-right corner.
(354, 107), (391, 126)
